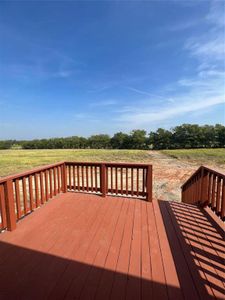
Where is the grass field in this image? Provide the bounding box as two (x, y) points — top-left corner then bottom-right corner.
(161, 148), (225, 164)
(0, 148), (224, 177)
(0, 148), (224, 201)
(0, 149), (150, 177)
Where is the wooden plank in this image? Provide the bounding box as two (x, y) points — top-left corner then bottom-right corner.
(95, 199), (130, 299)
(166, 201), (214, 299)
(78, 198), (124, 299)
(50, 198), (112, 299)
(147, 202), (168, 299)
(140, 201), (152, 300)
(153, 201), (184, 300)
(110, 199), (135, 300)
(126, 200), (141, 300)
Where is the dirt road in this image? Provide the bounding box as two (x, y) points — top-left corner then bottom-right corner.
(148, 151), (225, 201)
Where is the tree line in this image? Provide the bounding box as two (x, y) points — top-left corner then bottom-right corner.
(0, 124), (224, 150)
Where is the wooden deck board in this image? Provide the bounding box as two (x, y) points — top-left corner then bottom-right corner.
(0, 192), (224, 300)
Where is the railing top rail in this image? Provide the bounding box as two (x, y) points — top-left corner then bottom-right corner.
(65, 161), (152, 168)
(0, 161), (65, 184)
(181, 165), (225, 189)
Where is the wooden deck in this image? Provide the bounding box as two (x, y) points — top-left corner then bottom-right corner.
(0, 193), (224, 300)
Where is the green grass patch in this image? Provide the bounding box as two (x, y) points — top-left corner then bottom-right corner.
(161, 148), (225, 164)
(0, 149), (150, 177)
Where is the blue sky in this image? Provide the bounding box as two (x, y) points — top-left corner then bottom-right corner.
(0, 1), (224, 139)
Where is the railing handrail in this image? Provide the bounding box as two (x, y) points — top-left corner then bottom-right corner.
(65, 161), (151, 168)
(181, 165), (225, 189)
(0, 161), (65, 184)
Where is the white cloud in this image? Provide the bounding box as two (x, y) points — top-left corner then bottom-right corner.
(115, 1), (225, 128)
(89, 100), (117, 107)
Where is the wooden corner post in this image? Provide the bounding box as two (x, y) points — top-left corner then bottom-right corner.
(4, 180), (16, 231)
(146, 165), (152, 202)
(100, 164), (106, 197)
(61, 163), (67, 193)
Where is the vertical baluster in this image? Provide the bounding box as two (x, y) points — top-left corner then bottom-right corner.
(77, 165), (80, 191)
(137, 168), (139, 197)
(73, 165), (76, 190)
(0, 184), (7, 227)
(22, 177), (28, 213)
(221, 178), (225, 220)
(35, 173), (40, 207)
(211, 174), (216, 209)
(216, 176), (221, 214)
(28, 175), (34, 210)
(81, 166), (84, 191)
(95, 166), (98, 192)
(15, 179), (22, 218)
(120, 167), (123, 195)
(49, 169), (53, 198)
(68, 165), (71, 190)
(111, 167), (113, 193)
(91, 166), (93, 192)
(57, 166), (60, 193)
(142, 168), (145, 195)
(40, 172), (45, 204)
(53, 167), (57, 195)
(86, 166), (89, 191)
(126, 168), (128, 196)
(45, 170), (49, 201)
(131, 168), (134, 196)
(115, 167), (118, 194)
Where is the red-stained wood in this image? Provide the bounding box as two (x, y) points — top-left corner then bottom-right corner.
(53, 168), (57, 196)
(216, 177), (222, 215)
(0, 194), (224, 299)
(49, 169), (53, 198)
(57, 166), (60, 193)
(14, 179), (22, 218)
(45, 171), (49, 202)
(22, 177), (28, 214)
(0, 184), (7, 229)
(131, 168), (134, 196)
(77, 165), (80, 192)
(4, 180), (16, 231)
(28, 175), (34, 211)
(95, 166), (98, 192)
(40, 172), (45, 204)
(86, 166), (89, 191)
(34, 173), (40, 207)
(81, 165), (84, 191)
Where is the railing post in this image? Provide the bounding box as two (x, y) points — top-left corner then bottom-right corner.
(4, 180), (16, 231)
(100, 164), (106, 197)
(200, 168), (209, 206)
(61, 163), (67, 193)
(146, 165), (152, 202)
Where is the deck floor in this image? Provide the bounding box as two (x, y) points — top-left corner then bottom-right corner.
(0, 193), (224, 300)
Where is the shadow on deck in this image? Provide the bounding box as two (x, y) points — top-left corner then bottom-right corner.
(0, 193), (224, 300)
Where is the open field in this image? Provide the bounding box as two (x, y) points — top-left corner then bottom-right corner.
(0, 149), (224, 201)
(162, 148), (225, 164)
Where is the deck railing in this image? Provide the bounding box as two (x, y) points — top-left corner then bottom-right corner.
(0, 161), (152, 231)
(65, 162), (152, 200)
(0, 162), (65, 231)
(181, 166), (225, 220)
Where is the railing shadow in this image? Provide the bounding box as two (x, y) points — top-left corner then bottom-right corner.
(158, 200), (225, 300)
(0, 240), (181, 300)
